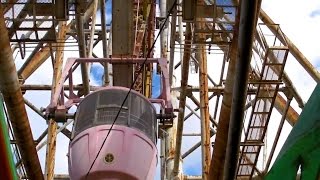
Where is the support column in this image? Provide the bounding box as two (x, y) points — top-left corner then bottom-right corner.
(163, 1), (183, 179)
(195, 6), (211, 177)
(223, 1), (259, 179)
(76, 1), (90, 95)
(45, 21), (67, 180)
(172, 23), (192, 178)
(0, 5), (43, 180)
(209, 5), (241, 180)
(100, 0), (110, 85)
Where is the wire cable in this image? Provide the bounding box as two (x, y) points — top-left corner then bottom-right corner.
(85, 1), (178, 178)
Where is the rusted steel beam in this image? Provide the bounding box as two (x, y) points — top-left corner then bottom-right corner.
(187, 94), (218, 127)
(45, 21), (67, 180)
(196, 37), (211, 180)
(173, 86), (283, 94)
(172, 23), (192, 177)
(100, 0), (110, 85)
(87, 0), (99, 58)
(169, 4), (177, 86)
(18, 2), (95, 83)
(209, 3), (241, 179)
(76, 6), (90, 96)
(7, 1), (31, 38)
(274, 94), (299, 126)
(21, 84), (99, 91)
(2, 0), (17, 14)
(0, 5), (43, 180)
(224, 1), (259, 178)
(259, 10), (320, 83)
(18, 43), (53, 82)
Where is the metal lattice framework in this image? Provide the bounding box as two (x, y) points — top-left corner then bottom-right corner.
(0, 0), (319, 179)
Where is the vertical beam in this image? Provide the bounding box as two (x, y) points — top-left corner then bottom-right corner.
(45, 21), (67, 180)
(143, 1), (156, 97)
(259, 10), (320, 83)
(168, 3), (177, 86)
(0, 5), (43, 180)
(172, 23), (192, 177)
(209, 4), (241, 179)
(160, 0), (168, 59)
(112, 0), (134, 87)
(160, 0), (168, 180)
(87, 0), (99, 57)
(223, 1), (258, 179)
(178, 0), (184, 63)
(100, 0), (110, 85)
(196, 33), (211, 179)
(76, 1), (90, 95)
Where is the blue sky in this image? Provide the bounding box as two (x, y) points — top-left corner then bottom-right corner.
(310, 9), (320, 18)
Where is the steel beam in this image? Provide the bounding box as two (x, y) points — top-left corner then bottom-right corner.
(24, 98), (46, 119)
(111, 0), (134, 87)
(196, 31), (211, 179)
(18, 43), (54, 82)
(18, 2), (96, 82)
(76, 4), (90, 95)
(100, 0), (110, 85)
(45, 21), (67, 180)
(169, 3), (177, 85)
(184, 104), (215, 134)
(184, 175), (202, 180)
(264, 95), (293, 172)
(21, 84), (98, 91)
(87, 0), (99, 58)
(188, 93), (218, 127)
(274, 94), (299, 126)
(0, 5), (43, 180)
(259, 10), (320, 83)
(209, 3), (241, 178)
(223, 1), (259, 179)
(3, 0), (17, 14)
(172, 23), (192, 177)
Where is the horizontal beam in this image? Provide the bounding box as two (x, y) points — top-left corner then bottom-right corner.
(21, 84), (99, 91)
(172, 86), (285, 94)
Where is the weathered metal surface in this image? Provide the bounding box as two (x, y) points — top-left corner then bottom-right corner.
(0, 5), (43, 180)
(172, 23), (192, 177)
(100, 0), (110, 86)
(209, 2), (241, 178)
(45, 21), (67, 180)
(76, 3), (90, 96)
(224, 1), (259, 178)
(196, 35), (211, 180)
